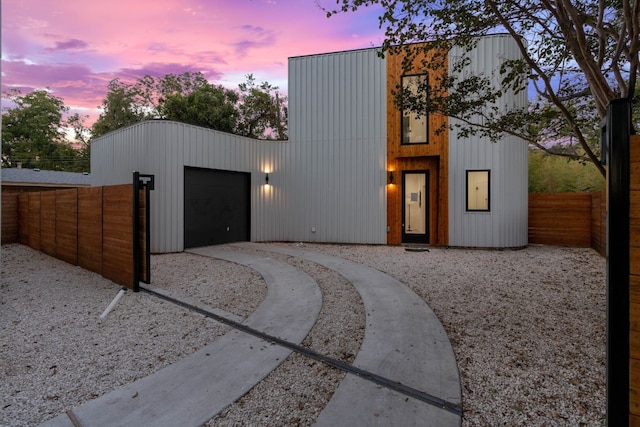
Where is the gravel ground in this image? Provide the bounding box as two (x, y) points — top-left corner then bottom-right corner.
(1, 242), (605, 426)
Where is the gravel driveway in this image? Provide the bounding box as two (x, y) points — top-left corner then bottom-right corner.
(1, 243), (605, 426)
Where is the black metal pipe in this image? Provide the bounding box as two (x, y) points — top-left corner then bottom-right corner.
(605, 98), (631, 426)
(132, 171), (140, 292)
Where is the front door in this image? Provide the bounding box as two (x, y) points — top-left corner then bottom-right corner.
(402, 171), (429, 244)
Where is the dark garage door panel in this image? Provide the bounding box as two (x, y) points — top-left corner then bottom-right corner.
(184, 167), (250, 248)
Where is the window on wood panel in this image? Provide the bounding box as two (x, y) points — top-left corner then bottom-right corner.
(466, 170), (490, 211)
(401, 74), (428, 144)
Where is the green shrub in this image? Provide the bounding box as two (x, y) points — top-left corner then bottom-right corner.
(528, 150), (605, 193)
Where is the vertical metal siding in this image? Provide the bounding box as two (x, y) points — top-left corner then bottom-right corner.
(448, 35), (529, 247)
(288, 48), (387, 244)
(92, 48), (388, 252)
(92, 39), (527, 252)
(92, 121), (271, 252)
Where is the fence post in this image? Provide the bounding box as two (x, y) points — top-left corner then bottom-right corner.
(133, 172), (140, 292)
(604, 98), (631, 425)
(133, 172), (154, 292)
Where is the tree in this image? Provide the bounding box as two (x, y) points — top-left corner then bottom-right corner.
(92, 72), (287, 139)
(2, 89), (82, 171)
(93, 72), (242, 135)
(161, 84), (240, 132)
(237, 74), (288, 139)
(67, 112), (92, 171)
(528, 150), (605, 193)
(91, 79), (146, 138)
(325, 0), (639, 176)
(131, 72), (215, 119)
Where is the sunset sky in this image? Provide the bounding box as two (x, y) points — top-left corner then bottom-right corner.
(1, 0), (385, 124)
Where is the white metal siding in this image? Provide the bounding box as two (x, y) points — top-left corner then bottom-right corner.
(92, 121), (283, 252)
(448, 35), (529, 247)
(287, 48), (387, 244)
(91, 48), (387, 252)
(91, 39), (527, 252)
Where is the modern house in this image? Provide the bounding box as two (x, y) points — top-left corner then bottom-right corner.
(91, 34), (528, 253)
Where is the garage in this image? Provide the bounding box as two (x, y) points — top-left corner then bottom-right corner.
(184, 167), (250, 248)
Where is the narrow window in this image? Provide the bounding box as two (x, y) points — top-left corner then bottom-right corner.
(401, 74), (428, 144)
(466, 170), (490, 211)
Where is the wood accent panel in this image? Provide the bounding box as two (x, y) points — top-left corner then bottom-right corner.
(386, 44), (449, 245)
(17, 194), (29, 245)
(633, 358), (640, 389)
(2, 192), (18, 244)
(78, 187), (103, 275)
(102, 184), (134, 288)
(528, 193), (592, 247)
(387, 157), (448, 245)
(631, 135), (640, 423)
(27, 193), (41, 251)
(633, 330), (640, 359)
(55, 189), (78, 265)
(633, 302), (640, 334)
(633, 386), (640, 417)
(386, 44), (449, 159)
(40, 191), (56, 257)
(632, 275), (640, 306)
(633, 357), (640, 419)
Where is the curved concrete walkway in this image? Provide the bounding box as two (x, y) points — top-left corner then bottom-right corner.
(40, 243), (461, 427)
(236, 243), (462, 426)
(40, 247), (322, 427)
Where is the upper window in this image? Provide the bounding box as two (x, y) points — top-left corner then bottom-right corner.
(466, 170), (490, 211)
(401, 74), (428, 144)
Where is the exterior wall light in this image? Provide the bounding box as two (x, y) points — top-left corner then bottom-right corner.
(389, 171), (394, 185)
(265, 172), (269, 185)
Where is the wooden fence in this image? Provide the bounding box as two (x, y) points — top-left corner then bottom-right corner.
(2, 184), (146, 289)
(2, 192), (18, 244)
(528, 191), (606, 256)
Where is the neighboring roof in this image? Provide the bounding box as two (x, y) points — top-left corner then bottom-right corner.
(1, 168), (90, 186)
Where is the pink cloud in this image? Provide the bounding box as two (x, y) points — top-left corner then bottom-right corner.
(1, 61), (107, 104)
(117, 63), (223, 82)
(46, 38), (88, 52)
(232, 25), (278, 57)
(1, 0), (385, 127)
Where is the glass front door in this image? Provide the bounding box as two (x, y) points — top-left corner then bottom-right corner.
(402, 171), (429, 244)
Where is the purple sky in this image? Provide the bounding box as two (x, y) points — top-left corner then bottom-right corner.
(2, 0), (385, 125)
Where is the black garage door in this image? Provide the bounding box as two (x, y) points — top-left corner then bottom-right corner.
(184, 167), (250, 248)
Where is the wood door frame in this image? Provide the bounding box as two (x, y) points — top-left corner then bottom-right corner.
(401, 170), (430, 244)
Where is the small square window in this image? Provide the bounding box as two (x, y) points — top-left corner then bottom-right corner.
(401, 74), (428, 144)
(466, 170), (490, 211)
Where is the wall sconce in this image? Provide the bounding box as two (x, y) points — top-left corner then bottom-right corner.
(388, 171), (394, 185)
(265, 172), (270, 185)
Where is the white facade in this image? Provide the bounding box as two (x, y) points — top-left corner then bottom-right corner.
(448, 35), (529, 247)
(92, 48), (388, 253)
(91, 122), (276, 252)
(91, 35), (528, 253)
(286, 48), (388, 244)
